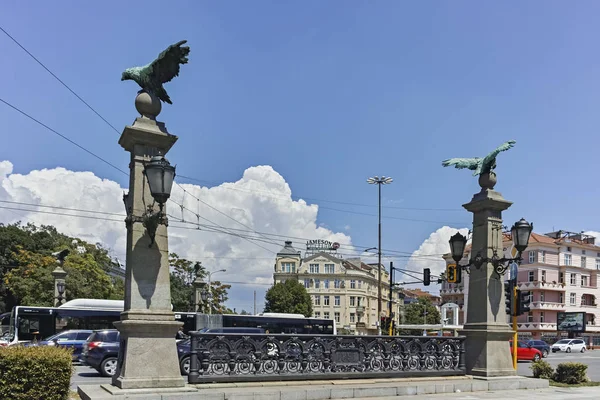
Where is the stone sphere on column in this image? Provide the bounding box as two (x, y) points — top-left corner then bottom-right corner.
(135, 90), (162, 119)
(478, 172), (497, 190)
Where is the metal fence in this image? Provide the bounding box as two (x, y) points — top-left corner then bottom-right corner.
(188, 333), (465, 384)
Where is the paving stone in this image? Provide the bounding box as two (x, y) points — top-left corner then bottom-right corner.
(416, 384), (437, 394)
(305, 388), (331, 400)
(471, 380), (490, 392)
(488, 380), (520, 391)
(353, 386), (397, 398)
(280, 390), (308, 400)
(396, 386), (418, 396)
(435, 384), (455, 393)
(330, 387), (354, 398)
(252, 391), (281, 400)
(453, 382), (473, 393)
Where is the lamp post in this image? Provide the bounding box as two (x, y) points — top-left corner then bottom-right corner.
(367, 176), (392, 335)
(205, 269), (226, 315)
(51, 249), (69, 307)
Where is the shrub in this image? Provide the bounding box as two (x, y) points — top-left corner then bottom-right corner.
(0, 345), (73, 400)
(553, 362), (588, 384)
(530, 359), (554, 379)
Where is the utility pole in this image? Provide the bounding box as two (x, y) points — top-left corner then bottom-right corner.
(254, 290), (257, 315)
(388, 261), (394, 336)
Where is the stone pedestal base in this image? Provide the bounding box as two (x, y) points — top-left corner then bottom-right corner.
(111, 318), (185, 389)
(461, 323), (516, 377)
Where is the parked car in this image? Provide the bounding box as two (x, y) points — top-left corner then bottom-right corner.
(526, 340), (551, 358)
(79, 329), (120, 377)
(178, 327), (265, 375)
(551, 339), (587, 353)
(509, 341), (542, 361)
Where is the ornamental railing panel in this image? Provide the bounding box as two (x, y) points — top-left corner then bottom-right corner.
(187, 333), (465, 384)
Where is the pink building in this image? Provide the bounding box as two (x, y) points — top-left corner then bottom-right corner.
(440, 230), (600, 346)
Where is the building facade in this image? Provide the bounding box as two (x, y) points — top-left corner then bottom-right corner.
(440, 230), (600, 345)
(273, 241), (402, 335)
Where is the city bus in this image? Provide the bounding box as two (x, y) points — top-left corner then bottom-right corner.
(197, 312), (336, 335)
(0, 299), (196, 346)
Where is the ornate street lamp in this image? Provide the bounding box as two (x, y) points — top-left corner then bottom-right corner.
(143, 153), (176, 212)
(448, 218), (533, 275)
(56, 281), (66, 302)
(134, 153), (176, 246)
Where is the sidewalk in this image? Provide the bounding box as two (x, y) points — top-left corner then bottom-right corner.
(364, 386), (600, 399)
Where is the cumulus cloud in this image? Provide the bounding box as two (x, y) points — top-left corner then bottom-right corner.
(402, 226), (469, 293)
(0, 161), (353, 313)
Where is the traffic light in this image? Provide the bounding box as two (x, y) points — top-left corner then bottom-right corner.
(423, 268), (431, 286)
(504, 280), (514, 316)
(380, 316), (388, 333)
(517, 290), (531, 316)
(446, 264), (461, 284)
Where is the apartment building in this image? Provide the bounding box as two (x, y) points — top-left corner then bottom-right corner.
(440, 230), (600, 345)
(273, 241), (402, 335)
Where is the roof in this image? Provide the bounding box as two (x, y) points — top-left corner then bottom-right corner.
(277, 241), (301, 257)
(401, 288), (441, 300)
(303, 252), (341, 263)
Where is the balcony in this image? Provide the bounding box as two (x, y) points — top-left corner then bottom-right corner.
(529, 301), (566, 311)
(517, 322), (557, 331)
(517, 281), (566, 291)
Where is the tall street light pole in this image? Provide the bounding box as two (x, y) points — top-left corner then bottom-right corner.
(207, 269), (226, 315)
(367, 176), (393, 335)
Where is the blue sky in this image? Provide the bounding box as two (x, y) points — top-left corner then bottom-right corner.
(2, 2), (600, 307)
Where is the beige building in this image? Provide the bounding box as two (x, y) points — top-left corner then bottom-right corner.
(273, 241), (402, 335)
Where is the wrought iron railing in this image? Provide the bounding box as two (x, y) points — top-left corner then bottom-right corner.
(187, 333), (465, 384)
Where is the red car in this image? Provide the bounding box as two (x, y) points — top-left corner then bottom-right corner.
(509, 341), (542, 362)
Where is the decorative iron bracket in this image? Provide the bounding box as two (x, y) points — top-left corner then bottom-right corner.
(463, 249), (522, 276)
(124, 205), (168, 247)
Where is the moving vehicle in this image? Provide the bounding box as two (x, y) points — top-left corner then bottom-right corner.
(79, 329), (120, 377)
(197, 312), (336, 335)
(509, 341), (543, 361)
(551, 339), (587, 353)
(23, 329), (93, 361)
(526, 340), (551, 358)
(2, 299), (196, 346)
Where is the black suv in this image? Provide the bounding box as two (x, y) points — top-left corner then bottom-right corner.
(80, 329), (120, 377)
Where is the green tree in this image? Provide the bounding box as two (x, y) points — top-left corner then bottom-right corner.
(401, 297), (441, 335)
(264, 279), (312, 317)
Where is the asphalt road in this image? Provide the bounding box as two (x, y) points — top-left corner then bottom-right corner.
(517, 350), (600, 381)
(71, 351), (600, 391)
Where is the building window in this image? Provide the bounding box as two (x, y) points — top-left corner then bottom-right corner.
(527, 312), (533, 323)
(281, 262), (296, 273)
(310, 264), (320, 273)
(528, 271), (534, 282)
(582, 295), (588, 306)
(334, 312), (340, 323)
(582, 275), (589, 287)
(540, 312), (545, 323)
(314, 279), (320, 289)
(324, 312), (330, 319)
(358, 280), (362, 289)
(314, 312), (320, 318)
(324, 264), (335, 274)
(570, 293), (576, 305)
(334, 279), (342, 289)
(582, 257), (587, 269)
(304, 279), (310, 288)
(541, 251), (546, 263)
(334, 296), (341, 306)
(540, 291), (545, 302)
(324, 279), (330, 289)
(583, 250), (587, 255)
(350, 296), (356, 306)
(596, 259), (600, 270)
(529, 251), (535, 263)
(565, 254), (572, 266)
(570, 273), (577, 286)
(324, 296), (330, 306)
(314, 295), (320, 306)
(350, 280), (356, 289)
(541, 270), (547, 282)
(350, 313), (355, 323)
(559, 293), (564, 304)
(559, 272), (564, 283)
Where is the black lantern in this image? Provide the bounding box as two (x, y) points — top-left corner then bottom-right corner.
(511, 218), (533, 254)
(449, 232), (468, 263)
(57, 281), (66, 297)
(143, 153), (176, 210)
(200, 288), (209, 302)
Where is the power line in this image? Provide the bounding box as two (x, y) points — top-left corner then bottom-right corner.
(0, 26), (121, 135)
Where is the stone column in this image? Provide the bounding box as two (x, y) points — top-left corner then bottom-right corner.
(461, 172), (515, 377)
(192, 278), (206, 312)
(51, 266), (67, 307)
(112, 91), (184, 389)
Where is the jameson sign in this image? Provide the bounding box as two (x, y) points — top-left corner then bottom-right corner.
(306, 239), (340, 251)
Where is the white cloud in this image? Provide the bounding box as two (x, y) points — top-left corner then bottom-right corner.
(401, 226), (469, 293)
(0, 161), (353, 312)
(344, 225), (351, 231)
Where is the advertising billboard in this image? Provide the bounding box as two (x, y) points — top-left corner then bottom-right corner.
(557, 312), (586, 332)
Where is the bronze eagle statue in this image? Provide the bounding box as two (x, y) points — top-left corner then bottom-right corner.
(442, 140), (516, 176)
(121, 40), (190, 104)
